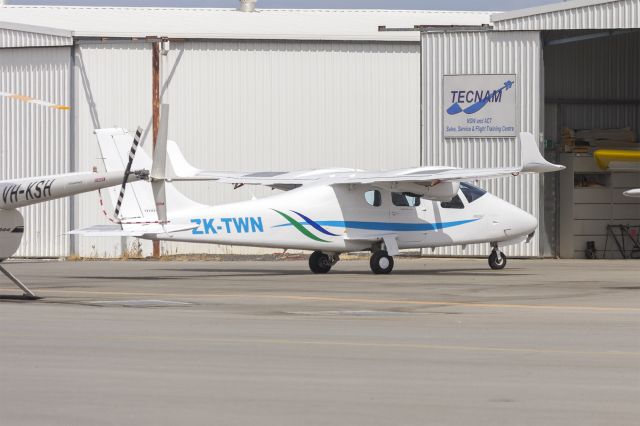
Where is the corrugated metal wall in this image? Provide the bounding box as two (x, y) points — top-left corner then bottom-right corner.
(75, 40), (420, 256)
(74, 41), (154, 257)
(493, 0), (640, 31)
(544, 30), (640, 141)
(422, 31), (543, 257)
(0, 28), (72, 48)
(0, 46), (71, 256)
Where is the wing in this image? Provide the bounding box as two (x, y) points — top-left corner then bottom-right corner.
(166, 140), (359, 190)
(166, 132), (564, 192)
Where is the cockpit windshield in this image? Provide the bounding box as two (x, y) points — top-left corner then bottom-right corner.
(460, 182), (487, 203)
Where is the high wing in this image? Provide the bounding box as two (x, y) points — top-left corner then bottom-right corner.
(167, 133), (564, 193)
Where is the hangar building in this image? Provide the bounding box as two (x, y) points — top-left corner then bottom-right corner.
(1, 0), (639, 259)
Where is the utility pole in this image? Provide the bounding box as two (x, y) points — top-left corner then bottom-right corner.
(152, 40), (161, 258)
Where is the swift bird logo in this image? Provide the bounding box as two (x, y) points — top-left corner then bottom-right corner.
(446, 80), (514, 115)
(272, 209), (338, 243)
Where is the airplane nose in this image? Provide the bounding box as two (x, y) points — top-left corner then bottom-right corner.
(511, 209), (538, 236)
(522, 210), (538, 234)
(501, 205), (538, 238)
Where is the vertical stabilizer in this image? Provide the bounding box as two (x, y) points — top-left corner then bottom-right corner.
(95, 126), (207, 226)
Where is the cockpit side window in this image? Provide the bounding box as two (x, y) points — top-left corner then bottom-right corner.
(392, 192), (421, 207)
(440, 194), (465, 209)
(364, 190), (382, 207)
(460, 182), (486, 203)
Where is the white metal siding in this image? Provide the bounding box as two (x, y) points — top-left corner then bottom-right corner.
(0, 28), (72, 48)
(74, 42), (153, 258)
(75, 40), (420, 256)
(422, 31), (542, 257)
(493, 0), (640, 31)
(0, 46), (71, 256)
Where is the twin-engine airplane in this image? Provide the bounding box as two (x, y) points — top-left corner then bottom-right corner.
(73, 106), (565, 274)
(0, 131), (147, 298)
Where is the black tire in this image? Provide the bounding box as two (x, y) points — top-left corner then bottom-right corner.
(370, 250), (394, 274)
(488, 251), (507, 270)
(309, 251), (332, 274)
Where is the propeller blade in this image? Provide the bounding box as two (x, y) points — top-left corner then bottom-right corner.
(114, 126), (143, 218)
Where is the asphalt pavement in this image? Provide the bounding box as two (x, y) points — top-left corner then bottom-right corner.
(1, 258), (639, 425)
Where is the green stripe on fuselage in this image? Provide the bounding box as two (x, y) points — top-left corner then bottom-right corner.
(272, 209), (329, 243)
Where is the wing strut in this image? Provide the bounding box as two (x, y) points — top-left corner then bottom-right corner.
(0, 264), (38, 300)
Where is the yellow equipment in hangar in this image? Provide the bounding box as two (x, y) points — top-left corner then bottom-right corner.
(594, 149), (640, 171)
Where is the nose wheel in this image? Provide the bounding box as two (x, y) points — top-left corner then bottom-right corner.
(370, 250), (394, 274)
(488, 249), (507, 270)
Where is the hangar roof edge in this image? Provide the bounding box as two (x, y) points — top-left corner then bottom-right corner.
(491, 0), (621, 22)
(0, 6), (492, 42)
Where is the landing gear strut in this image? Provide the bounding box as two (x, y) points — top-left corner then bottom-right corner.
(488, 244), (507, 270)
(0, 262), (38, 299)
(309, 251), (339, 274)
(370, 250), (394, 274)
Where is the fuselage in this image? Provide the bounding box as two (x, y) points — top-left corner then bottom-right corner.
(147, 183), (538, 253)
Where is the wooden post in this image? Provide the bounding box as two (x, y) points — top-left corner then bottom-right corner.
(152, 41), (161, 258)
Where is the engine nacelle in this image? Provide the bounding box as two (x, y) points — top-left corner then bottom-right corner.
(421, 181), (460, 202)
(0, 209), (24, 260)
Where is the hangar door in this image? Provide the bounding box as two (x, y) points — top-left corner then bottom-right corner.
(544, 30), (640, 259)
(0, 46), (72, 257)
(421, 30), (544, 257)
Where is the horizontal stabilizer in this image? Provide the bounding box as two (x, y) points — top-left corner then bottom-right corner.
(519, 132), (565, 173)
(623, 188), (640, 198)
(69, 223), (197, 237)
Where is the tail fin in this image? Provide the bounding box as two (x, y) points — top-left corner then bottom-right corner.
(519, 132), (565, 173)
(94, 127), (205, 226)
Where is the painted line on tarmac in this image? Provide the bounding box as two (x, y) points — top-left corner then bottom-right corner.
(1, 330), (634, 357)
(2, 288), (639, 313)
(91, 335), (640, 357)
(201, 337), (640, 357)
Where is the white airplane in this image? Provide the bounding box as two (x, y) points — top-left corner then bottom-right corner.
(624, 189), (640, 197)
(73, 106), (565, 274)
(0, 129), (148, 298)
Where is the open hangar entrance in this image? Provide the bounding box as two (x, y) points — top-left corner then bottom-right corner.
(419, 0), (640, 258)
(542, 28), (640, 258)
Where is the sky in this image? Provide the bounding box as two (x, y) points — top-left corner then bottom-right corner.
(8, 0), (561, 11)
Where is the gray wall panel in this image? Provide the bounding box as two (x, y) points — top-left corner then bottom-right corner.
(74, 41), (153, 257)
(75, 40), (420, 256)
(0, 46), (71, 257)
(160, 40), (420, 255)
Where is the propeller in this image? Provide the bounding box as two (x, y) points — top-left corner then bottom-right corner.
(113, 126), (143, 218)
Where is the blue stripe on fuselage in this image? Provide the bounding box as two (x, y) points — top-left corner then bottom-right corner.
(273, 218), (478, 232)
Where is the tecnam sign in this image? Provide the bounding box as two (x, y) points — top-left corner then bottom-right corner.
(443, 74), (517, 138)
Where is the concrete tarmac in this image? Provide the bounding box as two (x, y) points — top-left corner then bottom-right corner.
(1, 258), (639, 425)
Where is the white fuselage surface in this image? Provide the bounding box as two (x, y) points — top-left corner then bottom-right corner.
(151, 183), (537, 253)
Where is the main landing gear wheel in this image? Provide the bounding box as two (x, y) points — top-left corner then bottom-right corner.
(309, 251), (332, 274)
(370, 250), (394, 274)
(488, 250), (507, 270)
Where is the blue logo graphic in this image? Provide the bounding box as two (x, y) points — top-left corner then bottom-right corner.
(447, 80), (514, 116)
